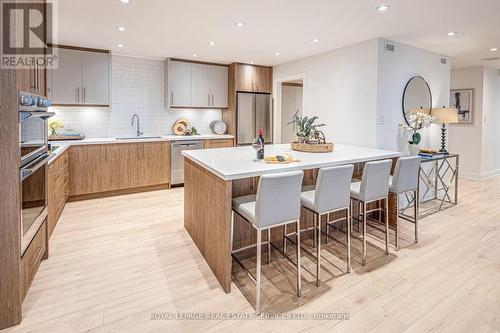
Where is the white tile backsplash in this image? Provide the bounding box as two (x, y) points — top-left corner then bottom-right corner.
(49, 55), (222, 138)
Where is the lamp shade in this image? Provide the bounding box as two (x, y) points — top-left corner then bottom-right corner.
(431, 107), (459, 124)
(410, 107), (431, 115)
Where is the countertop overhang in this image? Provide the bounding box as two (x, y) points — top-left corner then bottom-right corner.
(47, 134), (234, 164)
(182, 143), (402, 181)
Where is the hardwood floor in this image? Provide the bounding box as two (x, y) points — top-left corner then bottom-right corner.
(4, 177), (500, 332)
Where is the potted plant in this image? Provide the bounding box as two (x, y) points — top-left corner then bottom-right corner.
(288, 111), (325, 143)
(399, 112), (434, 155)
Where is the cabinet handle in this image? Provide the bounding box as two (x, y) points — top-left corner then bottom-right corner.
(37, 63), (40, 92)
(171, 92), (174, 105)
(83, 88), (86, 103)
(208, 94), (210, 106)
(30, 65), (36, 89)
(212, 94), (214, 106)
(76, 88), (80, 103)
(34, 62), (38, 91)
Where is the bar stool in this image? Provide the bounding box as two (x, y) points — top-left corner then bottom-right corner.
(390, 156), (421, 250)
(350, 159), (392, 265)
(231, 171), (304, 313)
(300, 165), (354, 287)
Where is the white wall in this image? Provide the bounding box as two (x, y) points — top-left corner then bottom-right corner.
(376, 39), (451, 151)
(449, 66), (500, 180)
(449, 67), (485, 178)
(273, 39), (379, 147)
(50, 55), (222, 138)
(481, 67), (500, 176)
(273, 38), (451, 151)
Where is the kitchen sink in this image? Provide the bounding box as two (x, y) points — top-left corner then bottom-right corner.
(115, 136), (162, 140)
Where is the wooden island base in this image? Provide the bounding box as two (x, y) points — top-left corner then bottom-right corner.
(184, 158), (399, 294)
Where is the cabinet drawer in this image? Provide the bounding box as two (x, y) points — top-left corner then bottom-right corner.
(203, 139), (234, 149)
(20, 221), (47, 301)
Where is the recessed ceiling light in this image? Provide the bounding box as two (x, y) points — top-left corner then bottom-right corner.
(117, 26), (126, 31)
(192, 54), (198, 57)
(490, 47), (498, 52)
(250, 61), (254, 64)
(274, 52), (280, 56)
(312, 38), (319, 43)
(117, 44), (124, 48)
(208, 41), (216, 46)
(235, 22), (245, 27)
(375, 4), (390, 12)
(446, 32), (457, 36)
(120, 0), (129, 3)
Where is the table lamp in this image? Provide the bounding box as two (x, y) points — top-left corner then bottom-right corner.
(431, 107), (459, 154)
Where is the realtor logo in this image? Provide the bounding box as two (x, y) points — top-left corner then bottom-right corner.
(1, 0), (58, 69)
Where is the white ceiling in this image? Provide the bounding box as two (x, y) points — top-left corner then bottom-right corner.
(56, 0), (500, 68)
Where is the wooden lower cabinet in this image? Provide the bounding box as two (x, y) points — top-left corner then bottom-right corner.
(69, 142), (170, 198)
(203, 138), (234, 149)
(48, 150), (69, 238)
(20, 220), (48, 301)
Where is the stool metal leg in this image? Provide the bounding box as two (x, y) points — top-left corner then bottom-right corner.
(395, 193), (399, 251)
(296, 220), (302, 297)
(230, 211), (235, 254)
(357, 200), (361, 232)
(325, 214), (330, 245)
(362, 201), (367, 265)
(313, 211), (317, 248)
(346, 206), (352, 273)
(414, 189), (419, 243)
(255, 229), (262, 313)
(267, 228), (271, 264)
(350, 199), (354, 234)
(283, 224), (287, 256)
(316, 213), (321, 287)
(385, 197), (390, 255)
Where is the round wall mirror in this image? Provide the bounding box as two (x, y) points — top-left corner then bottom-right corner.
(402, 76), (432, 127)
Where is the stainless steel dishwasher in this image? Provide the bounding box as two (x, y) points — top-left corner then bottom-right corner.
(171, 140), (203, 185)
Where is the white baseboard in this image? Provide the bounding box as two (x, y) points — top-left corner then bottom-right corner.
(460, 169), (500, 181)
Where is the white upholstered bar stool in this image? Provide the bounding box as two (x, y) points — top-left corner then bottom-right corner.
(231, 171), (304, 313)
(390, 156), (421, 250)
(300, 165), (354, 287)
(350, 159), (392, 265)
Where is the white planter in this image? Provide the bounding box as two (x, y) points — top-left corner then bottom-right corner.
(408, 143), (420, 156)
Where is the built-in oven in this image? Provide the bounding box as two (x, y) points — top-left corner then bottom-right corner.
(18, 91), (53, 253)
(20, 154), (51, 249)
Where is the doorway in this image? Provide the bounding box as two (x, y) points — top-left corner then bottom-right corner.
(280, 80), (303, 143)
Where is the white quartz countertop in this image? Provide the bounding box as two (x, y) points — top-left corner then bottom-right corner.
(48, 134), (234, 164)
(182, 143), (402, 181)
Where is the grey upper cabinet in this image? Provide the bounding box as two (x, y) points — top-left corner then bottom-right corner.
(169, 61), (192, 107)
(190, 63), (211, 107)
(81, 51), (110, 105)
(47, 46), (110, 106)
(166, 59), (228, 109)
(49, 48), (82, 104)
(210, 66), (228, 108)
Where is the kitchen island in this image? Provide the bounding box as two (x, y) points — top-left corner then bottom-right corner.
(182, 144), (402, 293)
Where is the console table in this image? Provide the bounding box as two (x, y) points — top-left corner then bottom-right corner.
(401, 154), (459, 219)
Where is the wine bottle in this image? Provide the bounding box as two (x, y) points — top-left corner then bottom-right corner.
(256, 128), (265, 160)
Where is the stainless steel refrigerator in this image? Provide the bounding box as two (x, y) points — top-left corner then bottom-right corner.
(236, 92), (273, 145)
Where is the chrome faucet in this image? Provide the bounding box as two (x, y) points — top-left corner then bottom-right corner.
(131, 114), (143, 137)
